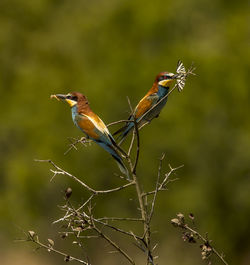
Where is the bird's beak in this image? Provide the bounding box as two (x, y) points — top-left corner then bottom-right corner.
(50, 94), (77, 107)
(50, 94), (67, 100)
(158, 73), (175, 87)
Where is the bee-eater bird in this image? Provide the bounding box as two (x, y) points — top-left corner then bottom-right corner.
(51, 92), (129, 177)
(113, 72), (176, 142)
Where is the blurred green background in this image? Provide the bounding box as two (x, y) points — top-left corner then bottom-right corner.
(0, 0), (249, 264)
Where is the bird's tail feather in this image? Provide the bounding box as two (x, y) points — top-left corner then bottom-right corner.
(111, 154), (130, 179)
(97, 142), (130, 179)
(113, 123), (134, 143)
(113, 124), (128, 136)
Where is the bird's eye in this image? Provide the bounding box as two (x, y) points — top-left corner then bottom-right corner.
(164, 75), (172, 80)
(71, 96), (77, 101)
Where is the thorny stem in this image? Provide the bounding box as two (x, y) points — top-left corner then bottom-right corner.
(107, 119), (135, 127)
(34, 159), (134, 194)
(35, 135), (183, 265)
(31, 67), (218, 265)
(142, 164), (183, 197)
(59, 199), (135, 264)
(158, 164), (183, 190)
(97, 217), (144, 222)
(27, 233), (88, 264)
(53, 195), (94, 224)
(184, 225), (228, 265)
(91, 222), (135, 265)
(125, 97), (153, 264)
(148, 153), (165, 223)
(132, 114), (140, 175)
(94, 218), (142, 240)
(64, 137), (91, 155)
(128, 129), (135, 157)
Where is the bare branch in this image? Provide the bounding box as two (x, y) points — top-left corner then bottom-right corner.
(53, 195), (95, 224)
(123, 99), (154, 264)
(171, 213), (228, 265)
(184, 224), (228, 265)
(26, 232), (88, 264)
(90, 218), (135, 265)
(107, 119), (135, 127)
(97, 217), (144, 222)
(142, 164), (183, 197)
(64, 137), (91, 155)
(148, 153), (165, 223)
(30, 64), (227, 265)
(35, 159), (134, 194)
(132, 117), (140, 175)
(127, 129), (135, 157)
(159, 164), (184, 190)
(94, 218), (142, 241)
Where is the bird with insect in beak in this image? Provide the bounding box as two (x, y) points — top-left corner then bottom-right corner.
(113, 71), (177, 143)
(51, 92), (129, 178)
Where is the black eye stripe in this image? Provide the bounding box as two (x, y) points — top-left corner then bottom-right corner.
(66, 95), (77, 100)
(158, 75), (169, 81)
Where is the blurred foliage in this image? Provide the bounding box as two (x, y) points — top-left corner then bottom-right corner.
(0, 0), (249, 264)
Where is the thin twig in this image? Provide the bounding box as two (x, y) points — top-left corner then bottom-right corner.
(57, 199), (142, 242)
(142, 178), (179, 197)
(97, 217), (144, 222)
(93, 218), (142, 241)
(159, 164), (184, 190)
(91, 219), (135, 265)
(107, 119), (135, 127)
(53, 195), (94, 224)
(125, 97), (154, 264)
(132, 116), (140, 174)
(148, 153), (165, 223)
(126, 97), (140, 174)
(27, 233), (88, 264)
(35, 159), (134, 194)
(64, 137), (91, 155)
(184, 225), (228, 265)
(142, 164), (183, 197)
(127, 129), (135, 157)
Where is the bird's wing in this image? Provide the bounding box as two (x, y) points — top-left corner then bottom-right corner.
(76, 113), (128, 177)
(76, 113), (112, 142)
(134, 93), (159, 119)
(113, 93), (159, 139)
(75, 114), (100, 139)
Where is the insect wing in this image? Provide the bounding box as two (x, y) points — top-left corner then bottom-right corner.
(176, 60), (186, 91)
(177, 77), (186, 91)
(176, 60), (186, 75)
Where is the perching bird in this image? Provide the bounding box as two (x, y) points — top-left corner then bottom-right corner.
(113, 71), (176, 142)
(51, 92), (129, 177)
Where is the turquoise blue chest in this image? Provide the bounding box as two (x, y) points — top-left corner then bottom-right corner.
(71, 105), (79, 127)
(157, 85), (169, 98)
